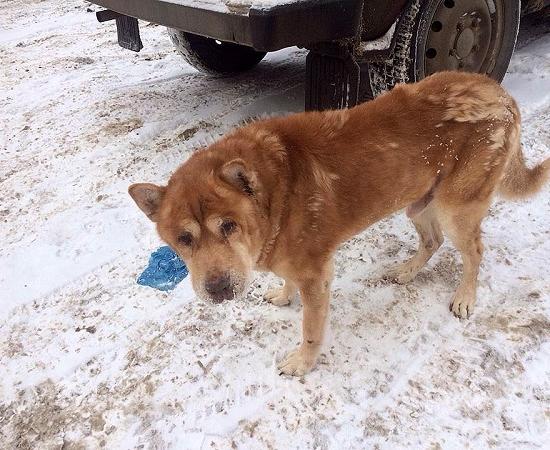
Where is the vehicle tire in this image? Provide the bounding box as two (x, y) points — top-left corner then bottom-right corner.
(167, 28), (267, 76)
(366, 0), (422, 97)
(366, 0), (520, 97)
(412, 0), (521, 82)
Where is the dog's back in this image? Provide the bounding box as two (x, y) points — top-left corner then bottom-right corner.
(241, 72), (548, 245)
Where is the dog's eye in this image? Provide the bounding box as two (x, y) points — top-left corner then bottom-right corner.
(220, 219), (237, 237)
(177, 232), (193, 246)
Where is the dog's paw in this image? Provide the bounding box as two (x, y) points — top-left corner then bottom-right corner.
(385, 262), (418, 284)
(277, 348), (316, 376)
(264, 286), (293, 306)
(450, 293), (475, 319)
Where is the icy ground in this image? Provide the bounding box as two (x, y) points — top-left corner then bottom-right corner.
(1, 1), (549, 449)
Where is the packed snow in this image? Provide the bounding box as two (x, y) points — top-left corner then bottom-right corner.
(0, 1), (549, 449)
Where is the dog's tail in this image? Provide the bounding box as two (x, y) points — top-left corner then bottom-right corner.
(499, 124), (550, 200)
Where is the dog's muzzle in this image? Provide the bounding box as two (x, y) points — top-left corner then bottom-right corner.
(204, 273), (235, 303)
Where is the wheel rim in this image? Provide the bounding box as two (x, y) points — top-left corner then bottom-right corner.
(418, 0), (505, 77)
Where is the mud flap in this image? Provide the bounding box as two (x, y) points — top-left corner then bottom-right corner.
(97, 10), (143, 52)
(304, 0), (421, 111)
(305, 49), (361, 111)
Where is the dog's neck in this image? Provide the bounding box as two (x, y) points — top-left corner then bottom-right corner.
(254, 142), (290, 270)
(256, 224), (280, 269)
(255, 183), (288, 270)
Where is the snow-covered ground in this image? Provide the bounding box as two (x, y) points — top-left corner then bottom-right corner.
(1, 1), (549, 448)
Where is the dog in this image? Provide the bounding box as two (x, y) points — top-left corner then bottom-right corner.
(129, 71), (549, 376)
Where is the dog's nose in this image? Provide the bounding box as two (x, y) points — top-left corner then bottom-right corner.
(205, 273), (233, 303)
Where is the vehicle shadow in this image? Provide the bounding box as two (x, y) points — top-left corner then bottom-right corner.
(516, 7), (550, 49)
(175, 47), (307, 117)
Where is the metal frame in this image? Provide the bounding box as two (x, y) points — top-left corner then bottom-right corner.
(91, 0), (364, 52)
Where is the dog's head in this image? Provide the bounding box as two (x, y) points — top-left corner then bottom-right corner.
(129, 138), (271, 304)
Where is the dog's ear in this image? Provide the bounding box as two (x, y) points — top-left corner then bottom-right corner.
(128, 183), (166, 222)
(219, 159), (258, 196)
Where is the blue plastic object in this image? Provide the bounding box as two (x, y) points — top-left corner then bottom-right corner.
(137, 246), (189, 291)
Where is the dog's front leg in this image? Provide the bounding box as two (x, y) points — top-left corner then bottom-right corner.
(278, 263), (332, 376)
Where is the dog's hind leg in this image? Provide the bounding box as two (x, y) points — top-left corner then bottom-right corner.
(387, 204), (443, 284)
(264, 280), (297, 306)
(438, 202), (487, 319)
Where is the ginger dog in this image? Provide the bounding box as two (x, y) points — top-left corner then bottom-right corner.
(129, 71), (549, 375)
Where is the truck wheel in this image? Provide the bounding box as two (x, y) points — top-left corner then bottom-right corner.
(366, 0), (422, 97)
(167, 28), (266, 76)
(412, 0), (520, 82)
(366, 0), (519, 97)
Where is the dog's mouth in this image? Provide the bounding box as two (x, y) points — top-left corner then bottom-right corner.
(209, 283), (238, 304)
(195, 272), (250, 304)
(208, 283), (246, 304)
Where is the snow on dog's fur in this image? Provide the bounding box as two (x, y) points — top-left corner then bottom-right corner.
(130, 71), (549, 376)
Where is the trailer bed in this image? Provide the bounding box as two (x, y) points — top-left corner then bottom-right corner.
(91, 0), (363, 51)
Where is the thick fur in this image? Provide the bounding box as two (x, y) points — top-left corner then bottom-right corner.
(129, 71), (549, 376)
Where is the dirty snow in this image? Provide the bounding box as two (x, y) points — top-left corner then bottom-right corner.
(95, 0), (306, 15)
(1, 1), (549, 449)
(185, 0), (308, 14)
